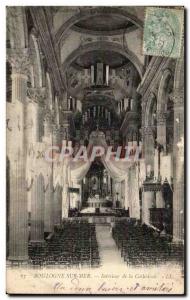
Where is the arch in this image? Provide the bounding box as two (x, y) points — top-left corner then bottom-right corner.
(157, 69), (173, 112)
(143, 93), (157, 172)
(61, 41), (143, 79)
(174, 50), (184, 91)
(144, 92), (157, 127)
(29, 33), (45, 88)
(54, 95), (60, 126)
(156, 68), (174, 152)
(55, 7), (143, 45)
(7, 7), (28, 49)
(46, 72), (54, 109)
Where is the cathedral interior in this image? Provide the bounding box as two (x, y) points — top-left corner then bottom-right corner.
(6, 7), (184, 268)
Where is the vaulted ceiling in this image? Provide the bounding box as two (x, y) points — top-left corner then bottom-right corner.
(73, 50), (128, 69)
(29, 6), (145, 99)
(23, 6), (145, 140)
(72, 14), (135, 34)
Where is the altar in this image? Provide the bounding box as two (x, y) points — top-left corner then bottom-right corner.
(87, 194), (105, 208)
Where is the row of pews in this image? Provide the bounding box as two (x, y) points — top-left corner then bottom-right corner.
(28, 220), (100, 268)
(112, 220), (184, 267)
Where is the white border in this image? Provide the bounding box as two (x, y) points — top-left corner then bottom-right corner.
(0, 1), (188, 299)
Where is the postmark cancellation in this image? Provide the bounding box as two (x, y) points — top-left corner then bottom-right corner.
(143, 7), (184, 58)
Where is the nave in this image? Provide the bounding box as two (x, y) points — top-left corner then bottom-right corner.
(6, 7), (184, 269)
(112, 219), (184, 267)
(28, 220), (100, 268)
(10, 218), (183, 269)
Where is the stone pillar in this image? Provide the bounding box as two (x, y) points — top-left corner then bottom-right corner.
(106, 65), (109, 86)
(43, 106), (54, 233)
(52, 124), (62, 225)
(27, 87), (46, 142)
(26, 88), (46, 243)
(124, 174), (129, 210)
(142, 94), (156, 178)
(7, 48), (29, 261)
(172, 89), (184, 241)
(112, 180), (117, 208)
(9, 154), (28, 261)
(91, 65), (95, 85)
(44, 173), (54, 233)
(53, 184), (62, 225)
(129, 167), (140, 219)
(53, 125), (61, 145)
(44, 111), (52, 138)
(30, 174), (45, 243)
(62, 162), (69, 218)
(62, 90), (68, 110)
(157, 112), (167, 151)
(142, 189), (154, 224)
(26, 87), (46, 221)
(144, 129), (155, 177)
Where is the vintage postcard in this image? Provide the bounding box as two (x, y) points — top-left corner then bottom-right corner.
(6, 6), (185, 295)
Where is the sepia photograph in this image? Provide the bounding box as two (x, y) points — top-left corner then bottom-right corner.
(5, 4), (185, 295)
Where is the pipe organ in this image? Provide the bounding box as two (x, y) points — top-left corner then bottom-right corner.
(118, 98), (131, 114)
(82, 106), (112, 125)
(90, 63), (110, 86)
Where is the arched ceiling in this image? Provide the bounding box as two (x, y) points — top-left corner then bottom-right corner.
(73, 50), (129, 69)
(29, 7), (144, 98)
(54, 7), (143, 45)
(27, 6), (145, 137)
(72, 14), (135, 35)
(61, 41), (144, 79)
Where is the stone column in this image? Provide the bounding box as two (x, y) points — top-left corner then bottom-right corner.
(143, 128), (155, 177)
(25, 87), (45, 231)
(9, 154), (28, 261)
(30, 174), (45, 243)
(62, 90), (68, 110)
(44, 110), (52, 138)
(129, 166), (140, 219)
(106, 65), (109, 86)
(53, 124), (61, 148)
(7, 48), (29, 261)
(91, 65), (95, 85)
(43, 107), (54, 233)
(26, 88), (46, 243)
(53, 184), (62, 225)
(172, 89), (184, 241)
(120, 180), (125, 208)
(142, 94), (156, 178)
(62, 161), (69, 218)
(44, 173), (54, 233)
(124, 174), (129, 210)
(157, 111), (167, 151)
(52, 124), (62, 225)
(112, 180), (117, 208)
(27, 87), (46, 142)
(142, 187), (154, 224)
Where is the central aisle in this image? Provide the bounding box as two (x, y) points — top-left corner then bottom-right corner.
(95, 224), (124, 266)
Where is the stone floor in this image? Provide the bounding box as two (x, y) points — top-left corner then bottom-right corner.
(95, 224), (123, 267)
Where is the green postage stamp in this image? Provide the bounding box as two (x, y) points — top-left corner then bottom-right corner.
(143, 7), (184, 58)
